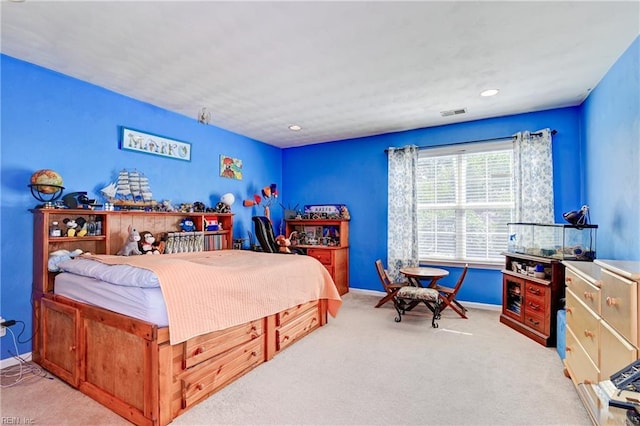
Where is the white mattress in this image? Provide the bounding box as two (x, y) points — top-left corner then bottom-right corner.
(55, 272), (169, 327)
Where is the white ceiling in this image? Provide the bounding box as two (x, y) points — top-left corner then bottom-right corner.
(2, 1), (639, 148)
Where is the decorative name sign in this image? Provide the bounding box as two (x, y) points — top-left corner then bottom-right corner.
(120, 127), (191, 162)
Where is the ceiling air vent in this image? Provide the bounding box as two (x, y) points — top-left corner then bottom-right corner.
(440, 108), (467, 117)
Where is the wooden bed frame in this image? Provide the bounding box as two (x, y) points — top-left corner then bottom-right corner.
(32, 209), (333, 425)
(35, 293), (328, 425)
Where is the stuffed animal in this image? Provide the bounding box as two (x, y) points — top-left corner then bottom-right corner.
(180, 218), (195, 232)
(275, 234), (291, 253)
(48, 249), (83, 272)
(117, 225), (142, 256)
(139, 231), (161, 255)
(63, 217), (78, 237)
(63, 217), (87, 237)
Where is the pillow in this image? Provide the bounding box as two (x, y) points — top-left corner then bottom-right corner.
(58, 258), (160, 288)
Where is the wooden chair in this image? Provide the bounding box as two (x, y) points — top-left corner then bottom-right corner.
(374, 259), (409, 308)
(435, 264), (469, 319)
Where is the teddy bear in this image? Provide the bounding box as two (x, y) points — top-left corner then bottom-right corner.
(275, 234), (291, 253)
(139, 231), (161, 255)
(48, 248), (83, 272)
(117, 225), (142, 256)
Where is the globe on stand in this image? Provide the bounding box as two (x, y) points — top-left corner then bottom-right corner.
(29, 169), (65, 206)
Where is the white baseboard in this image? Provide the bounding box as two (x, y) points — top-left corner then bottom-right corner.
(0, 352), (32, 370)
(349, 288), (501, 311)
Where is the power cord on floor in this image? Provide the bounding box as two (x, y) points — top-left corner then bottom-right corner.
(1, 327), (52, 388)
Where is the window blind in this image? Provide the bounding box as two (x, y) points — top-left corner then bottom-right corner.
(417, 141), (515, 263)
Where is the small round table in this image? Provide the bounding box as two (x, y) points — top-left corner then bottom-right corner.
(399, 267), (449, 288)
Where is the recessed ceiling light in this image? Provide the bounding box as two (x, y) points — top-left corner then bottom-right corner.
(288, 125), (302, 131)
(480, 89), (500, 97)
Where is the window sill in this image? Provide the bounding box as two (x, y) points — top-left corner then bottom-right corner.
(419, 259), (503, 270)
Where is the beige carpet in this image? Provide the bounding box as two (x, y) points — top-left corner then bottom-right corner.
(1, 292), (590, 425)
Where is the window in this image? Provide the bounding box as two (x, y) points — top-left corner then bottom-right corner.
(417, 140), (514, 264)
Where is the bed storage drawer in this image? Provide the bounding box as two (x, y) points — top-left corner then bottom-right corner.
(276, 306), (320, 351)
(183, 320), (263, 369)
(181, 338), (264, 409)
(276, 300), (318, 327)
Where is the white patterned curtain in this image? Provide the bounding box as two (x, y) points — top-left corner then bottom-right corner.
(513, 129), (555, 223)
(387, 145), (419, 281)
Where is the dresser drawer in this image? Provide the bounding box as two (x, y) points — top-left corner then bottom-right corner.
(566, 289), (600, 363)
(524, 292), (547, 316)
(524, 310), (546, 334)
(600, 269), (638, 346)
(524, 282), (547, 299)
(276, 306), (320, 351)
(183, 320), (263, 369)
(565, 325), (600, 385)
(181, 338), (264, 408)
(276, 300), (318, 327)
(599, 320), (638, 380)
(307, 249), (332, 266)
(565, 269), (601, 316)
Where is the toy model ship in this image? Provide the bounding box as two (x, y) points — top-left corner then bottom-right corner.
(101, 169), (157, 209)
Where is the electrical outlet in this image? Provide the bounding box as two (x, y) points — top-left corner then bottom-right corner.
(0, 317), (5, 337)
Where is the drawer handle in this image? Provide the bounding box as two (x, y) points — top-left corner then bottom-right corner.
(69, 345), (76, 352)
(196, 383), (204, 391)
(527, 318), (540, 326)
(584, 329), (595, 338)
(194, 346), (205, 355)
(528, 286), (541, 295)
(250, 351), (258, 357)
(595, 280), (603, 288)
(583, 292), (594, 301)
(566, 277), (572, 284)
(606, 296), (618, 306)
(566, 307), (573, 314)
(566, 346), (572, 352)
(527, 302), (540, 311)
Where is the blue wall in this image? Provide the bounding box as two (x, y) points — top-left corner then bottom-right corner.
(582, 37), (640, 260)
(1, 35), (638, 360)
(283, 108), (583, 306)
(1, 55), (284, 359)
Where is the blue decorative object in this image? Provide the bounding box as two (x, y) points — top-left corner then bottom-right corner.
(180, 217), (195, 232)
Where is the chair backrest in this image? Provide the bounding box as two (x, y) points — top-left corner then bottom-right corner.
(252, 216), (279, 253)
(375, 259), (393, 291)
(450, 264), (469, 293)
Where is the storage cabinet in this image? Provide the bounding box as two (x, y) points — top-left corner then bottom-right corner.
(500, 252), (565, 346)
(285, 219), (349, 295)
(563, 260), (640, 425)
(40, 298), (81, 386)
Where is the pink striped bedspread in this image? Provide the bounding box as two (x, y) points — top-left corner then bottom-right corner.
(84, 250), (342, 345)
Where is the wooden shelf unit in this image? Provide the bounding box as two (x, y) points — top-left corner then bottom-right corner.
(285, 218), (349, 295)
(500, 252), (565, 346)
(33, 209), (234, 294)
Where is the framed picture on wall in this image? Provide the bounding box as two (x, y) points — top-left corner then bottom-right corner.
(220, 155), (242, 180)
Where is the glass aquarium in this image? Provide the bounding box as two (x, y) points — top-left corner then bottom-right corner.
(507, 222), (597, 260)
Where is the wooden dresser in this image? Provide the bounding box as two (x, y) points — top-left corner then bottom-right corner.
(285, 218), (349, 295)
(563, 259), (640, 425)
